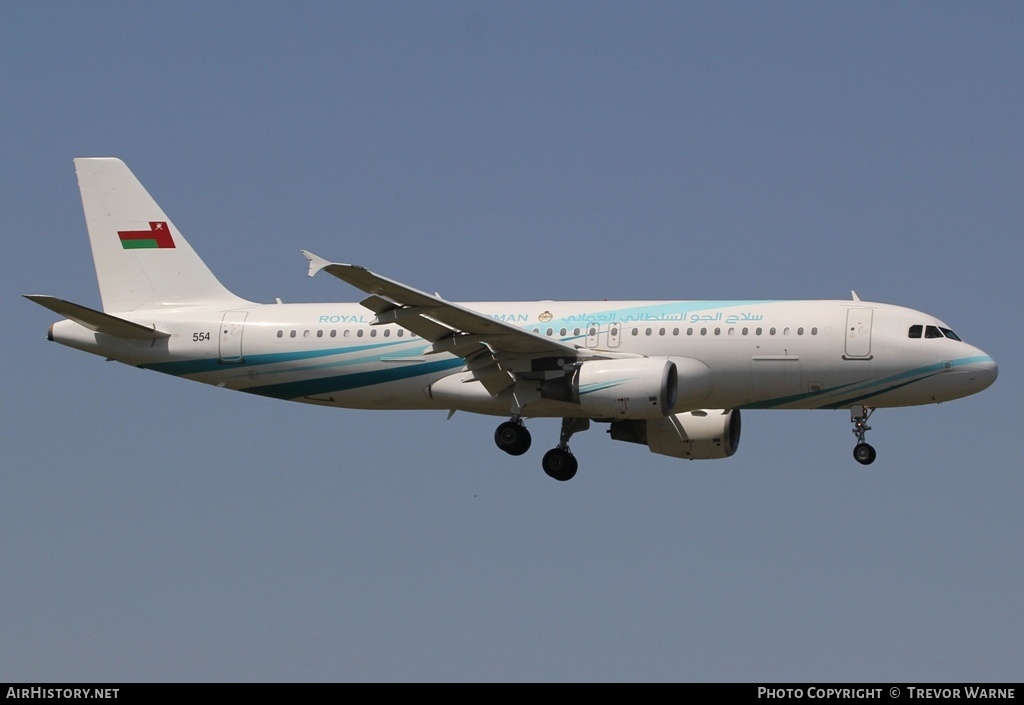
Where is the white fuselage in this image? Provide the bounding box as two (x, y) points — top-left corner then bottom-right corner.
(49, 298), (997, 418)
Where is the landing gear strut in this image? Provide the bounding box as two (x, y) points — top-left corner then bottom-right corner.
(495, 416), (590, 481)
(850, 405), (877, 465)
(542, 418), (589, 482)
(495, 417), (531, 456)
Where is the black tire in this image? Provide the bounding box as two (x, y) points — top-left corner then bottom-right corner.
(853, 443), (877, 465)
(542, 448), (578, 481)
(495, 421), (531, 456)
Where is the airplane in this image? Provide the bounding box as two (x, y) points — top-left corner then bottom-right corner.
(25, 157), (998, 481)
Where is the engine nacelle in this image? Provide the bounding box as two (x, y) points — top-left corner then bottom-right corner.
(571, 358), (677, 419)
(609, 409), (741, 460)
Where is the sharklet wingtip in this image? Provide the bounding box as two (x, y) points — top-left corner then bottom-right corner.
(302, 250), (331, 278)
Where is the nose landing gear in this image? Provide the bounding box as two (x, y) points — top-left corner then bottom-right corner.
(850, 405), (877, 465)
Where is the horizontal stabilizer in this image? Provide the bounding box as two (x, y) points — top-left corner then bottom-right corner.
(23, 295), (170, 340)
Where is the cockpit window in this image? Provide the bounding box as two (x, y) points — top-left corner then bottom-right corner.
(911, 323), (962, 341)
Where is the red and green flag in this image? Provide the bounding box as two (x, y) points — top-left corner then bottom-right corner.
(117, 221), (175, 249)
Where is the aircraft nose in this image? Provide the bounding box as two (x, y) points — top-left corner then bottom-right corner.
(973, 355), (998, 390)
(958, 352), (998, 394)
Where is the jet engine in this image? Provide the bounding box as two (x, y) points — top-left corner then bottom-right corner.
(609, 409), (741, 460)
(571, 358), (678, 419)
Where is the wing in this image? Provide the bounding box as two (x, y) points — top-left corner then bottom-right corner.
(303, 251), (581, 394)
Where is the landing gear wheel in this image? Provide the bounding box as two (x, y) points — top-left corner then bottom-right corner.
(853, 443), (876, 465)
(542, 448), (578, 482)
(495, 421), (531, 456)
(849, 405), (877, 466)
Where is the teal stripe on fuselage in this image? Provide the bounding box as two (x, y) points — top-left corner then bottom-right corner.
(740, 355), (992, 410)
(230, 348), (423, 383)
(540, 301), (775, 327)
(242, 357), (464, 400)
(816, 355), (991, 409)
(817, 373), (943, 410)
(739, 379), (863, 410)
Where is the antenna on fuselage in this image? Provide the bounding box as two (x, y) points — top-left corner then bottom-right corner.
(851, 290), (861, 301)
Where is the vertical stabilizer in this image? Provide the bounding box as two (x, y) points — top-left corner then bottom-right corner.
(74, 157), (251, 312)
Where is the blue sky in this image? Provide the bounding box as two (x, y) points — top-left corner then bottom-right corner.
(2, 2), (1021, 682)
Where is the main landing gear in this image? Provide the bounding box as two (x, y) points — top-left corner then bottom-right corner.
(850, 405), (877, 465)
(495, 417), (531, 456)
(494, 416), (589, 481)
